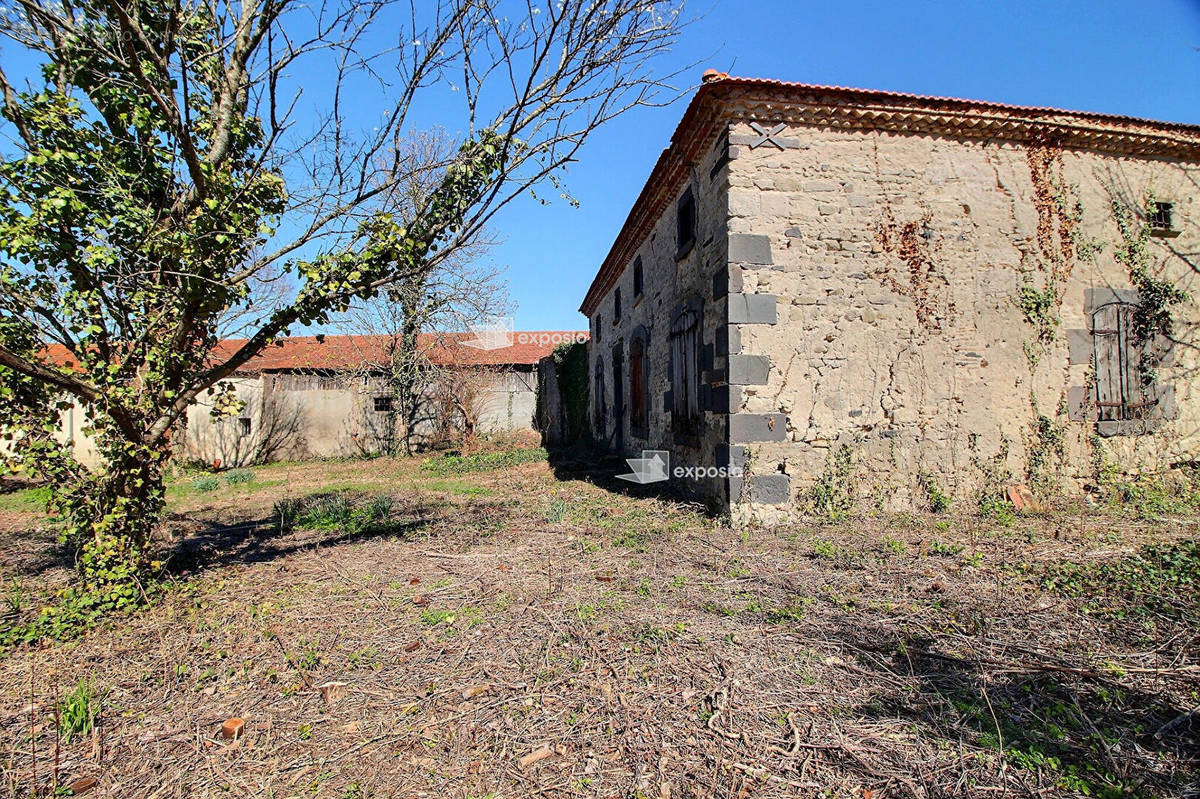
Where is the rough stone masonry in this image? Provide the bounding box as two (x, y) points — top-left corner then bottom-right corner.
(580, 73), (1200, 522)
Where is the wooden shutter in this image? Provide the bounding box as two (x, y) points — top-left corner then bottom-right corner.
(684, 318), (699, 426)
(630, 339), (646, 433)
(670, 309), (700, 434)
(1093, 304), (1122, 421)
(1093, 303), (1149, 421)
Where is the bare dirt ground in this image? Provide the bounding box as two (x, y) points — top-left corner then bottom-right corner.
(0, 452), (1197, 798)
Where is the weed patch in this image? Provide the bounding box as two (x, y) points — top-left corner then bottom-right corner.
(294, 493), (403, 536)
(1041, 538), (1200, 620)
(192, 475), (221, 493)
(420, 447), (547, 476)
(57, 679), (101, 742)
(805, 444), (855, 520)
(0, 484), (52, 512)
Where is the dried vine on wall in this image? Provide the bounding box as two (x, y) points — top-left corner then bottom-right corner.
(874, 207), (953, 333)
(1015, 143), (1098, 368)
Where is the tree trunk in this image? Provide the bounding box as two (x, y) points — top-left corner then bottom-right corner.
(69, 442), (170, 598)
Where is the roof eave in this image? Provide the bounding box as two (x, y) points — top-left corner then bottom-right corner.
(578, 76), (1200, 317)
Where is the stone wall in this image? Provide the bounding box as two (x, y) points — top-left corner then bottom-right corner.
(724, 121), (1200, 518)
(587, 134), (731, 505)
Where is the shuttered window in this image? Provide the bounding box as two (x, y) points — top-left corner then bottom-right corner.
(670, 308), (701, 435)
(630, 337), (647, 436)
(1092, 303), (1156, 421)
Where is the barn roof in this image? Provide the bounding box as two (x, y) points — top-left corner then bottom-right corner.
(45, 331), (587, 374)
(579, 73), (1200, 315)
(214, 332), (586, 373)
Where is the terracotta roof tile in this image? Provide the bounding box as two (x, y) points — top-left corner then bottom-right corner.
(45, 331), (587, 374)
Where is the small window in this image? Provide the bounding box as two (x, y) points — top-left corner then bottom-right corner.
(633, 257), (644, 298)
(237, 417), (251, 437)
(373, 396), (394, 413)
(1150, 201), (1174, 232)
(676, 187), (696, 258)
(593, 314), (601, 343)
(614, 287), (622, 323)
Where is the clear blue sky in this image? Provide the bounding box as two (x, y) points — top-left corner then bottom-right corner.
(491, 0), (1200, 332)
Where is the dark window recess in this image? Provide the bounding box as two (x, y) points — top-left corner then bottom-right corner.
(593, 314), (601, 343)
(676, 187), (696, 257)
(633, 257), (644, 298)
(630, 337), (648, 436)
(1150, 201), (1174, 231)
(237, 417), (251, 437)
(614, 287), (622, 323)
(1092, 303), (1157, 422)
(374, 396), (394, 413)
(611, 345), (625, 450)
(670, 308), (701, 435)
(593, 359), (607, 431)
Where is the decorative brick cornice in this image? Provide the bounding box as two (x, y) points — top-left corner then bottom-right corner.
(578, 76), (1200, 316)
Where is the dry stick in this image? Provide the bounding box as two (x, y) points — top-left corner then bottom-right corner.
(29, 660), (36, 797)
(268, 625), (314, 690)
(52, 688), (60, 797)
(979, 680), (1005, 778)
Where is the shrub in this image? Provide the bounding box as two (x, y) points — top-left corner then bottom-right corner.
(223, 468), (255, 485)
(192, 475), (220, 492)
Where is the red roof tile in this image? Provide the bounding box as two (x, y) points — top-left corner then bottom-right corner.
(45, 331), (588, 374)
(699, 75), (1200, 134)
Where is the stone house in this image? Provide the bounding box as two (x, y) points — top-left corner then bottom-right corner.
(51, 331), (583, 469)
(579, 73), (1200, 519)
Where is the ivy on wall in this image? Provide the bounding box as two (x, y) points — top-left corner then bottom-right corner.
(543, 340), (590, 444)
(1111, 195), (1189, 384)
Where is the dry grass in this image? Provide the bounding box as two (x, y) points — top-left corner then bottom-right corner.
(0, 455), (1197, 798)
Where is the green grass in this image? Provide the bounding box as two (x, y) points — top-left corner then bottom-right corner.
(419, 447), (547, 476)
(192, 475), (221, 492)
(1102, 472), (1200, 519)
(1041, 538), (1200, 620)
(936, 676), (1151, 797)
(298, 493), (397, 534)
(57, 679), (101, 743)
(223, 468), (255, 485)
(0, 485), (52, 512)
(166, 477), (284, 502)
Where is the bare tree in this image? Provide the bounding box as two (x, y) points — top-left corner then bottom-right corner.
(342, 130), (511, 454)
(347, 260), (510, 453)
